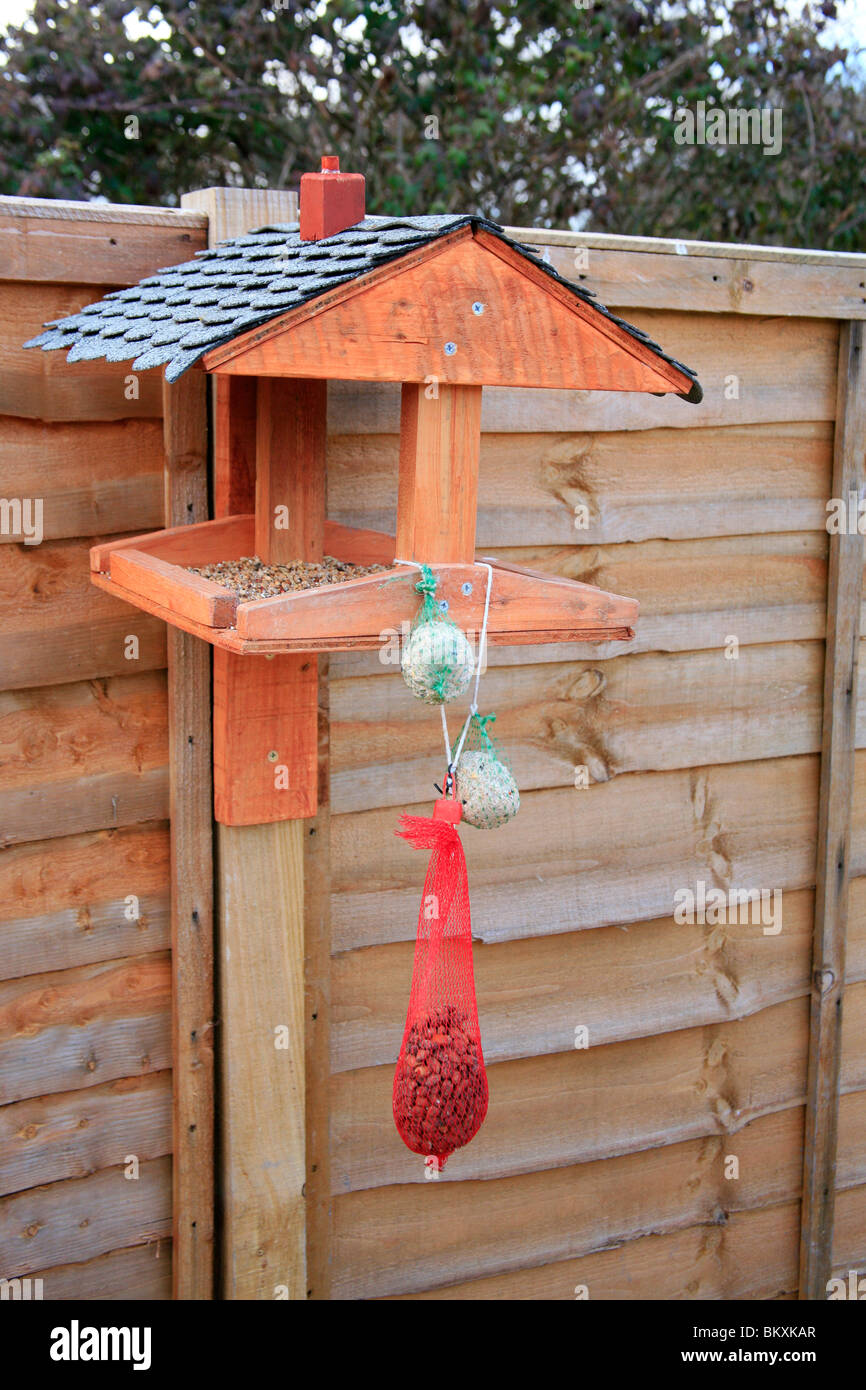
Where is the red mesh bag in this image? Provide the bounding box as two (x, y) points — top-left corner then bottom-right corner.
(392, 796), (488, 1171)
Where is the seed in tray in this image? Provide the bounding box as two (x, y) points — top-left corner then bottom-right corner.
(187, 554), (390, 603)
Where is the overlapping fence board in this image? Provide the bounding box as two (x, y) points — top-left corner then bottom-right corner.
(32, 1241), (173, 1301)
(0, 1155), (172, 1280)
(0, 537), (166, 691)
(331, 1089), (866, 1300)
(332, 988), (866, 1193)
(394, 1185), (866, 1303)
(331, 1106), (803, 1299)
(0, 672), (169, 846)
(0, 953), (171, 1104)
(0, 824), (170, 980)
(331, 623), (866, 810)
(0, 197), (206, 284)
(328, 422), (833, 544)
(0, 416), (164, 543)
(2, 195), (862, 1303)
(0, 283), (163, 421)
(331, 751), (866, 950)
(519, 235), (866, 321)
(319, 261), (859, 1300)
(486, 535), (830, 659)
(387, 1201), (804, 1301)
(326, 313), (838, 435)
(0, 1071), (171, 1197)
(331, 640), (832, 812)
(333, 881), (866, 1077)
(0, 198), (205, 1302)
(833, 1182), (866, 1279)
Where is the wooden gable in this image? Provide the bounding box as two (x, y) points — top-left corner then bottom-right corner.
(202, 226), (695, 395)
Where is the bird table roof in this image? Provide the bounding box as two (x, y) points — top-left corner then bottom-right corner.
(25, 212), (702, 401)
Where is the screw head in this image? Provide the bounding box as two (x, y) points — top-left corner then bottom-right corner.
(471, 302), (484, 315)
(438, 598), (449, 612)
(267, 750), (279, 762)
(443, 341), (457, 356)
(461, 581), (473, 595)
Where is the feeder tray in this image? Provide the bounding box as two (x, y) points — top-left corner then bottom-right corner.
(28, 156), (702, 825)
(89, 515), (638, 653)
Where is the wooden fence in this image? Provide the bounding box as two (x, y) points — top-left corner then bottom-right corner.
(0, 197), (208, 1298)
(1, 190), (865, 1300)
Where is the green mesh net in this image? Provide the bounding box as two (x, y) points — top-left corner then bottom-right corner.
(452, 712), (520, 830)
(401, 564), (475, 705)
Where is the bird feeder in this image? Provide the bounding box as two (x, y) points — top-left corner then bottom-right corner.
(27, 158), (702, 826)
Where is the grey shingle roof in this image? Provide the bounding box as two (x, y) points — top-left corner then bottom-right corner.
(25, 214), (702, 401)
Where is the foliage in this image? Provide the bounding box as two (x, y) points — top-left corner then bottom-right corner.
(1, 0), (863, 249)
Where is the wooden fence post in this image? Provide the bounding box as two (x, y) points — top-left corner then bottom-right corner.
(181, 186), (309, 1300)
(303, 657), (333, 1300)
(800, 320), (866, 1298)
(163, 369), (215, 1300)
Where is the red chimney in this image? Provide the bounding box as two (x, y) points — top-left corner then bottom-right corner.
(299, 156), (365, 241)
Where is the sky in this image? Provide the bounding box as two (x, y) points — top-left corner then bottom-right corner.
(0, 0), (30, 28)
(825, 0), (866, 52)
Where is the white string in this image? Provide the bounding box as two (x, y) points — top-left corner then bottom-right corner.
(451, 561), (494, 773)
(471, 563), (493, 711)
(440, 703), (451, 767)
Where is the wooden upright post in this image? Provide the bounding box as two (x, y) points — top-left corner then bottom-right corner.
(163, 370), (215, 1300)
(182, 186), (311, 1300)
(799, 321), (866, 1298)
(212, 373), (323, 825)
(396, 382), (482, 563)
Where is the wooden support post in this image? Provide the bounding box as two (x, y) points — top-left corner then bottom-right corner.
(213, 652), (318, 823)
(800, 321), (866, 1299)
(304, 655), (332, 1300)
(182, 186), (312, 1300)
(211, 373), (324, 823)
(256, 376), (327, 564)
(162, 370), (215, 1300)
(396, 382), (482, 563)
(218, 821), (306, 1298)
